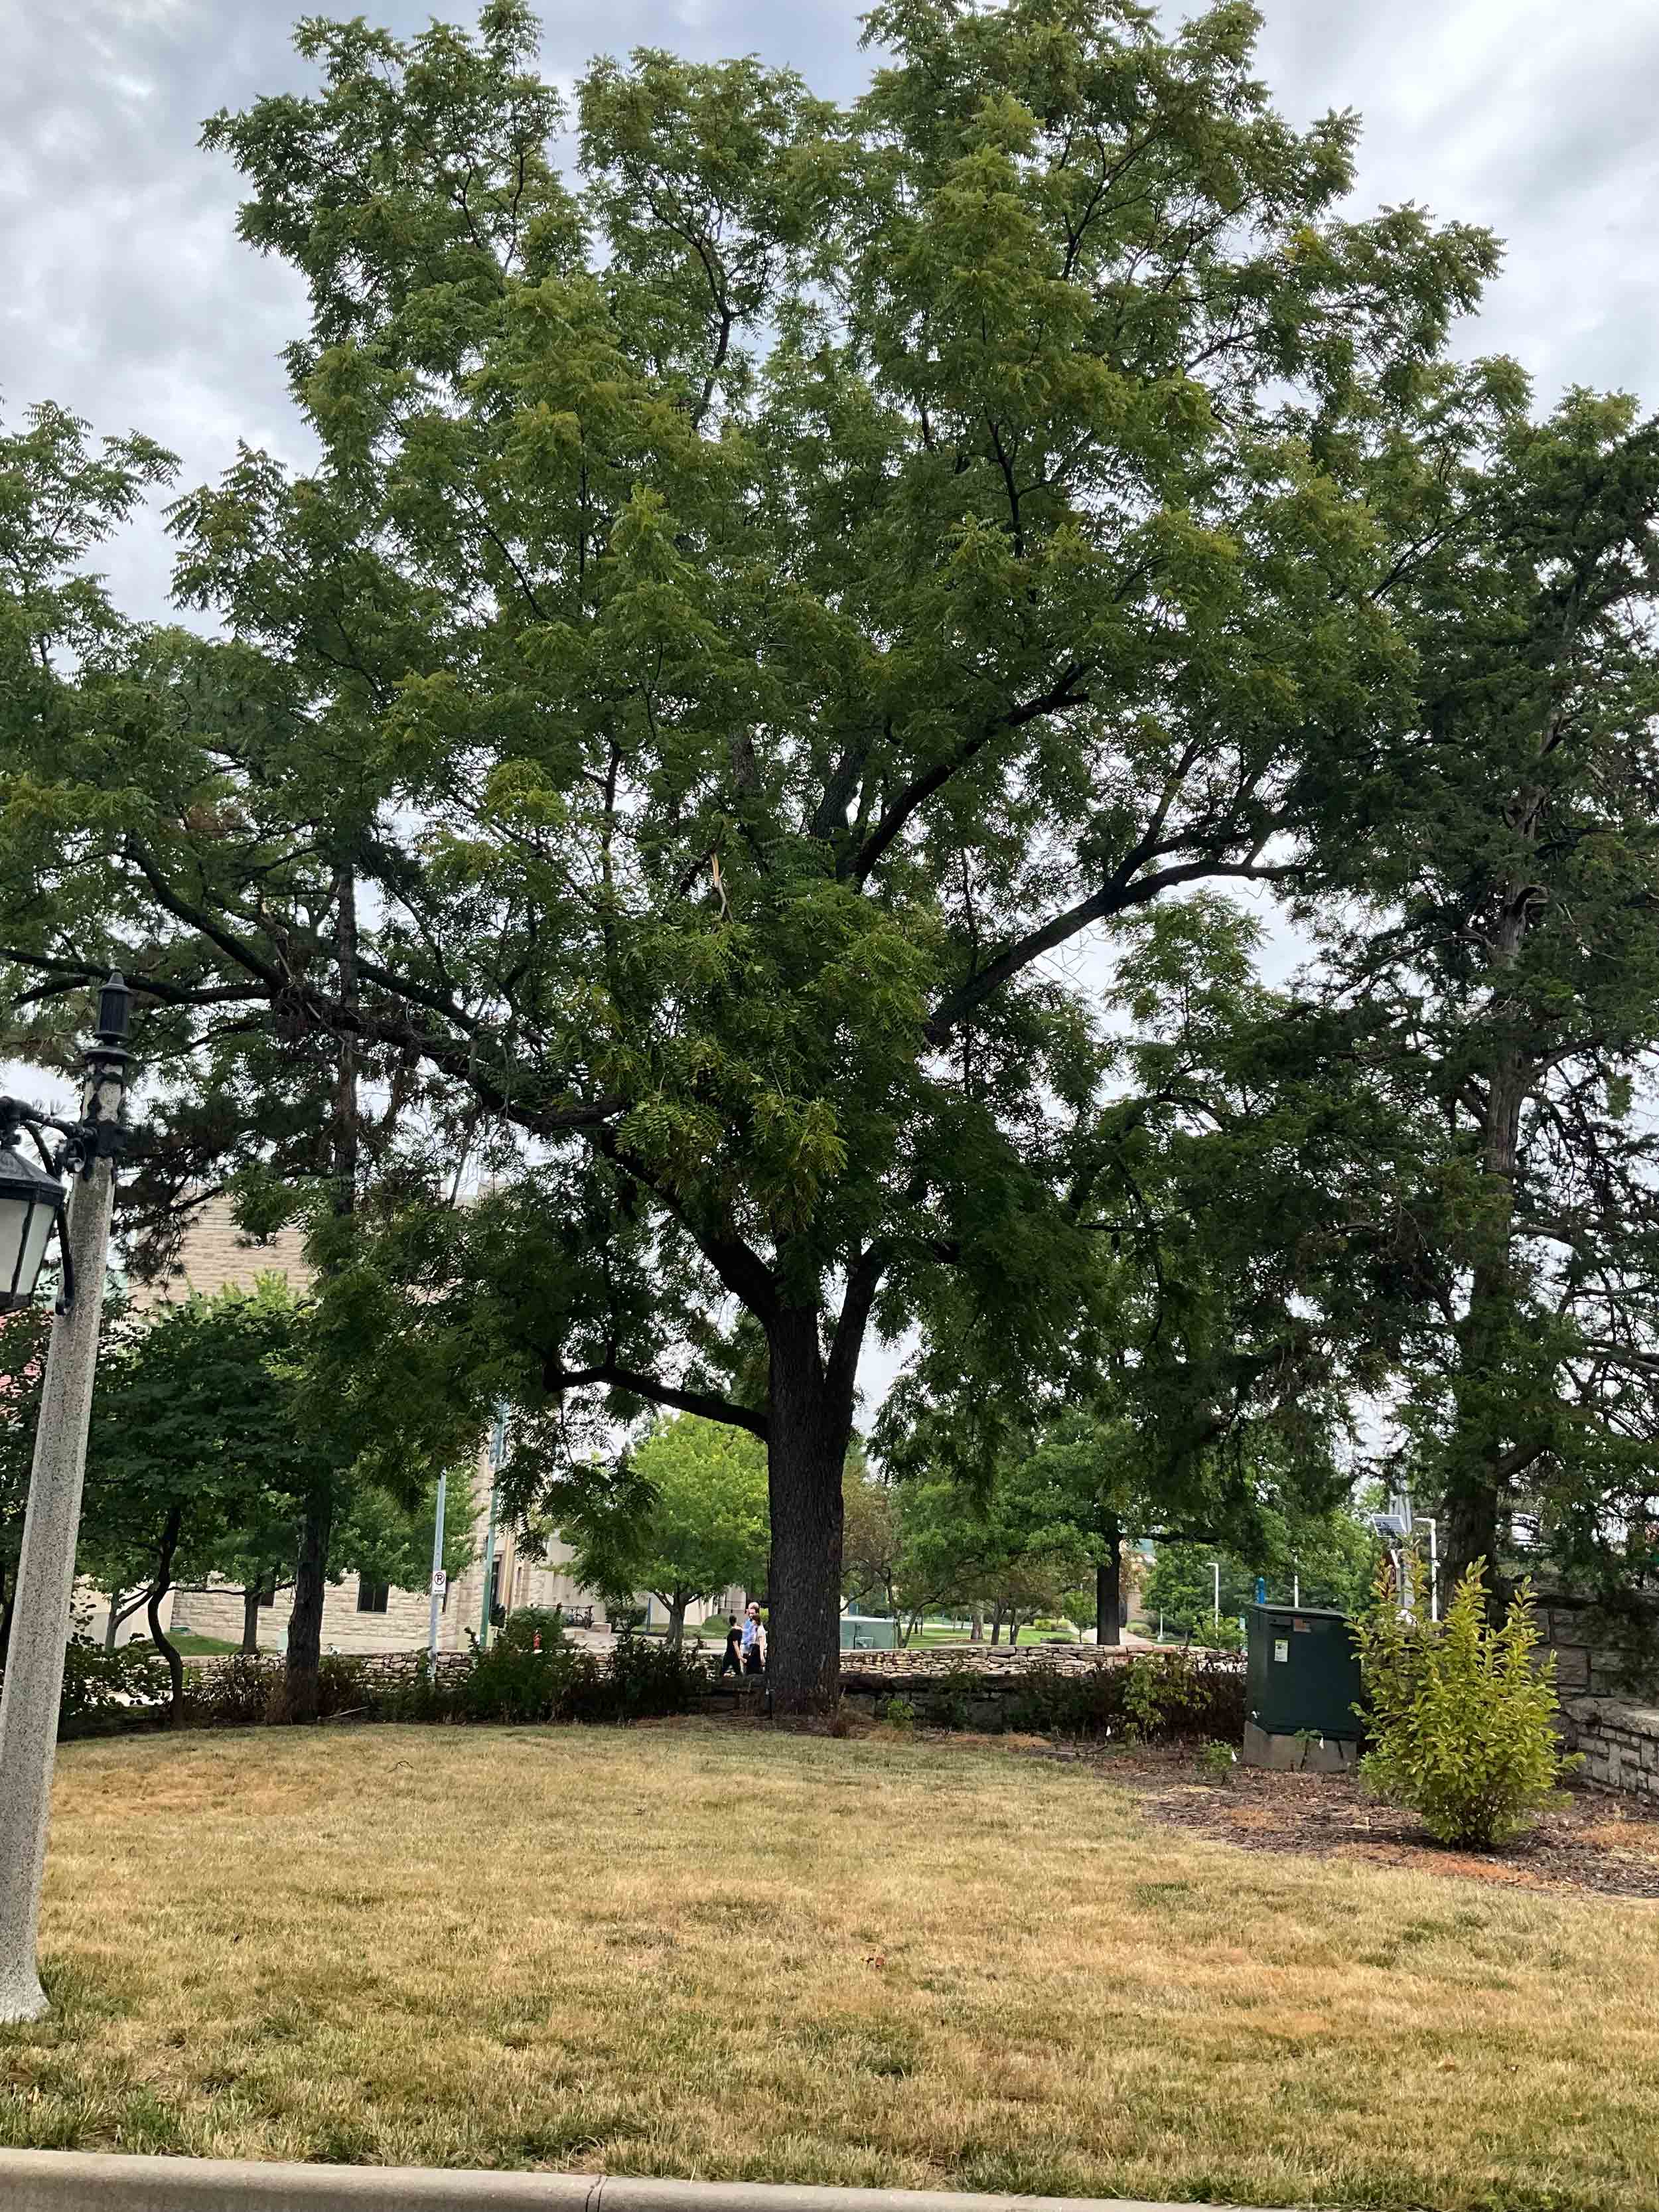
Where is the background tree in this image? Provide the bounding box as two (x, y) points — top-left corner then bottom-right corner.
(0, 1), (1504, 1706)
(1305, 393), (1659, 1601)
(75, 1282), (339, 1718)
(542, 1414), (768, 1647)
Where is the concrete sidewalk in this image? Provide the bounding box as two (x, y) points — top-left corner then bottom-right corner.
(0, 2152), (1299, 2212)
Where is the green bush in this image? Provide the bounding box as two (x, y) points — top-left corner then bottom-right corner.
(1353, 1562), (1576, 1850)
(879, 1694), (917, 1732)
(1006, 1649), (1244, 1743)
(52, 1637), (172, 1733)
(182, 1652), (279, 1726)
(494, 1606), (569, 1653)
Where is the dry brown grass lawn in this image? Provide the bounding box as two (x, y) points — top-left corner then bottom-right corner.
(4, 1721), (1659, 2210)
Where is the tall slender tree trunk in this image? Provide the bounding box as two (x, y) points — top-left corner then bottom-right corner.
(764, 1307), (849, 1712)
(147, 1506), (185, 1728)
(1445, 1035), (1530, 1601)
(241, 1584), (262, 1657)
(1096, 1520), (1123, 1647)
(104, 1589), (125, 1653)
(970, 1603), (983, 1643)
(284, 867), (358, 1724)
(989, 1604), (1003, 1645)
(665, 1595), (687, 1652)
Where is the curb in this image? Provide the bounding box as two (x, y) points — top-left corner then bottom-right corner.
(0, 2154), (1291, 2212)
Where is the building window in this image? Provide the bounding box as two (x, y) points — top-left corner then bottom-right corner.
(356, 1579), (390, 1614)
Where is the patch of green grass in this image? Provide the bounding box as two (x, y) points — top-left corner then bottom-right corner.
(5, 1724), (1659, 2207)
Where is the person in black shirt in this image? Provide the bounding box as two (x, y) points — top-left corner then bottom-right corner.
(719, 1615), (743, 1677)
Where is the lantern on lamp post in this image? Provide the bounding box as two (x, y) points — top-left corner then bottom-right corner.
(0, 972), (132, 2025)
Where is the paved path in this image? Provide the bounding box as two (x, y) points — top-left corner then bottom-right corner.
(0, 2152), (1299, 2211)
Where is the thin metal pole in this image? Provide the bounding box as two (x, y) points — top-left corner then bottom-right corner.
(1292, 1572), (1299, 1609)
(1212, 1562), (1220, 1626)
(479, 1404), (505, 1650)
(426, 1467), (448, 1668)
(0, 1065), (122, 2026)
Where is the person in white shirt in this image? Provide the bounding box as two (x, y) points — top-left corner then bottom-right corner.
(741, 1601), (767, 1674)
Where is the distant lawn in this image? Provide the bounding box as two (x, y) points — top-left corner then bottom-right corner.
(5, 1724), (1659, 2209)
(124, 1633), (242, 1657)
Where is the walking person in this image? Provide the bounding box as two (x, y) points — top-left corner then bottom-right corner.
(741, 1600), (767, 1675)
(719, 1615), (743, 1678)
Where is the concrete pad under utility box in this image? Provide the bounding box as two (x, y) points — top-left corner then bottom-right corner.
(1242, 1720), (1359, 1773)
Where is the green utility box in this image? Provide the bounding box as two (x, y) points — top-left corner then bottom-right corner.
(1242, 1604), (1364, 1771)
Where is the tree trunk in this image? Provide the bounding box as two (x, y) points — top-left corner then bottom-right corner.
(104, 1585), (149, 1653)
(282, 1484), (333, 1724)
(1444, 1038), (1530, 1602)
(283, 866), (358, 1724)
(989, 1604), (1003, 1645)
(1007, 1612), (1022, 1649)
(1097, 1521), (1123, 1647)
(970, 1603), (983, 1643)
(665, 1595), (686, 1652)
(241, 1585), (263, 1656)
(147, 1507), (186, 1728)
(764, 1308), (849, 1712)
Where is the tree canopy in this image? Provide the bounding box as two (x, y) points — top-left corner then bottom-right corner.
(0, 0), (1602, 1704)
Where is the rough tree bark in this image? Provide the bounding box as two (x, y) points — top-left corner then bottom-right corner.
(1444, 921), (1534, 1602)
(764, 1307), (849, 1712)
(146, 1505), (186, 1727)
(283, 867), (358, 1724)
(1096, 1520), (1123, 1648)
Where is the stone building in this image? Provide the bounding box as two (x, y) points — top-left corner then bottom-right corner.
(106, 1195), (735, 1655)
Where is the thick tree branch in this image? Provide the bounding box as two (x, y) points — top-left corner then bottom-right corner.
(542, 1351), (768, 1439)
(844, 667), (1090, 885)
(926, 856), (1301, 1044)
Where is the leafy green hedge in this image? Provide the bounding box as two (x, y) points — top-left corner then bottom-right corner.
(1003, 1649), (1246, 1743)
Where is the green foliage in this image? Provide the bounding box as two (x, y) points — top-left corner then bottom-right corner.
(1353, 1562), (1575, 1849)
(1006, 1649), (1244, 1743)
(538, 1415), (767, 1642)
(1198, 1740), (1237, 1785)
(0, 0), (1510, 1700)
(879, 1694), (918, 1732)
(494, 1605), (568, 1653)
(52, 1638), (173, 1735)
(180, 1631), (709, 1730)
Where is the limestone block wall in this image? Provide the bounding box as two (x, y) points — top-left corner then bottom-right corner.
(1564, 1697), (1659, 1799)
(1536, 1597), (1659, 1702)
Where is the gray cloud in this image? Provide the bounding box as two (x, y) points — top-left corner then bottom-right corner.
(6, 0), (1658, 618)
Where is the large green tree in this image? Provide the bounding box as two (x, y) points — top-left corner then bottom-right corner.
(1306, 394), (1659, 1601)
(0, 1), (1503, 1706)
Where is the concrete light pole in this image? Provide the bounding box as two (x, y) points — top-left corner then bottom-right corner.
(0, 977), (130, 2026)
(426, 1467), (449, 1668)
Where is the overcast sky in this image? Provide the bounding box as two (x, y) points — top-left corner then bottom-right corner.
(5, 0), (1659, 621)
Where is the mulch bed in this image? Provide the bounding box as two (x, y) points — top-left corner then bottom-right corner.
(1076, 1743), (1659, 1900)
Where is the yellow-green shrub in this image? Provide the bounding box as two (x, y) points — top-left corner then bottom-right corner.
(1354, 1560), (1575, 1848)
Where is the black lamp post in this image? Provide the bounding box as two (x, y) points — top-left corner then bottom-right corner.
(0, 973), (132, 2024)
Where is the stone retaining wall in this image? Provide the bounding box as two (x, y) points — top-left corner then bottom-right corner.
(1562, 1696), (1659, 1799)
(835, 1644), (1132, 1680)
(1536, 1596), (1659, 1701)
